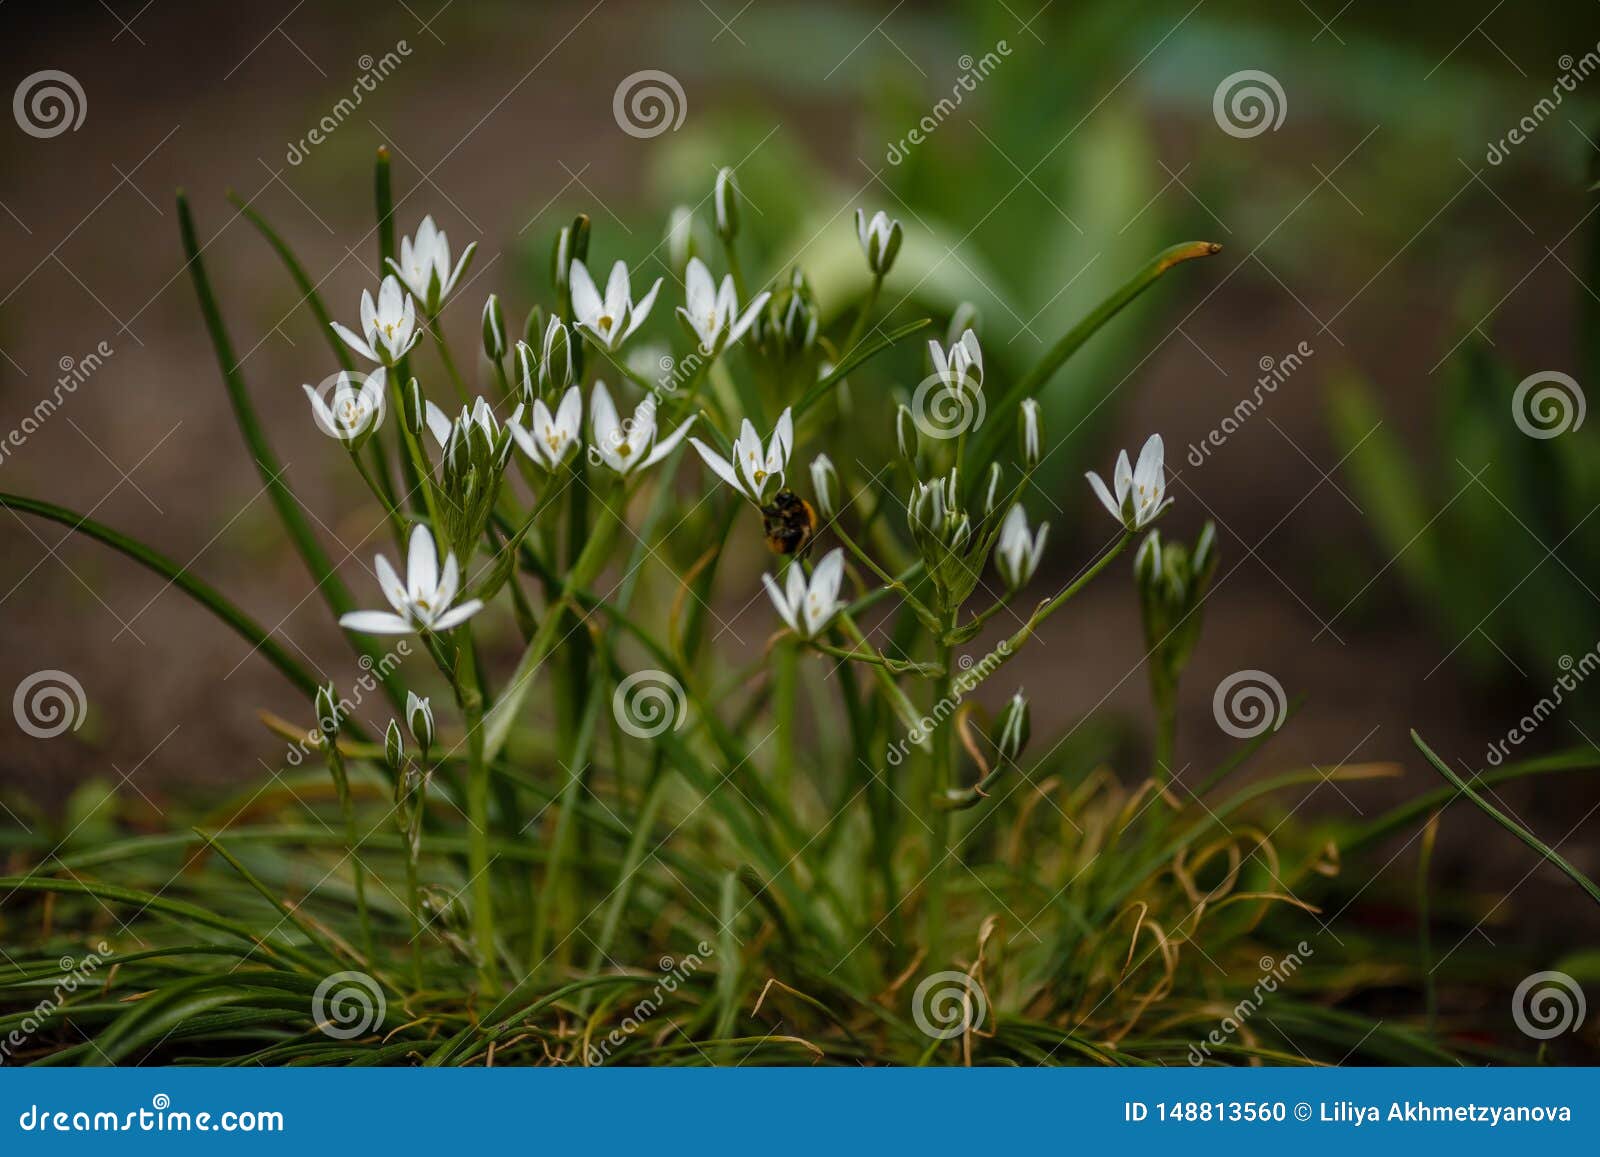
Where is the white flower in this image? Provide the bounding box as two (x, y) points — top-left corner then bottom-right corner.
(762, 548), (845, 639)
(332, 275), (420, 366)
(930, 328), (982, 394)
(569, 259), (662, 351)
(689, 408), (793, 504)
(304, 368), (386, 447)
(676, 257), (769, 355)
(386, 215), (474, 313)
(1086, 433), (1170, 532)
(588, 380), (695, 475)
(995, 504), (1048, 590)
(855, 209), (902, 276)
(339, 524), (483, 635)
(509, 386), (582, 470)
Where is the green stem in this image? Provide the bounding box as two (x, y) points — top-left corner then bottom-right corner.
(453, 632), (499, 991)
(925, 636), (955, 962)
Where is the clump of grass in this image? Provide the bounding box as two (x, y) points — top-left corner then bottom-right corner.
(1, 152), (1592, 1066)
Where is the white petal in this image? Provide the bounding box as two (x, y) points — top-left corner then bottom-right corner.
(1086, 471), (1121, 521)
(424, 400), (453, 449)
(407, 525), (439, 601)
(435, 551), (461, 610)
(331, 322), (379, 364)
(430, 599), (484, 632)
(1134, 433), (1164, 487)
(689, 437), (745, 496)
(339, 609), (413, 635)
(684, 258), (715, 313)
(569, 260), (602, 324)
(374, 553), (408, 614)
(762, 573), (800, 634)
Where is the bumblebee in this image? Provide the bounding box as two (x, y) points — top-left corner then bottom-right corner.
(761, 489), (818, 556)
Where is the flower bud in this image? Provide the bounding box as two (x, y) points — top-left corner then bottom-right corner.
(406, 691), (434, 755)
(1134, 530), (1163, 588)
(896, 404), (919, 466)
(552, 216), (589, 298)
(992, 689), (1031, 763)
(522, 305), (545, 351)
(514, 341), (538, 403)
(404, 377), (426, 436)
(810, 454), (838, 519)
(314, 682), (340, 742)
(855, 209), (902, 277)
(666, 205), (695, 274)
(385, 718), (406, 772)
(540, 317), (573, 391)
(481, 294), (506, 359)
(982, 462), (1002, 515)
(1019, 398), (1042, 469)
(713, 168), (739, 241)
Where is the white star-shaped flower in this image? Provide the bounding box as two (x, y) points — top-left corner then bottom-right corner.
(569, 259), (662, 352)
(676, 257), (769, 354)
(588, 381), (695, 476)
(762, 548), (846, 639)
(688, 408), (793, 505)
(509, 385), (583, 470)
(332, 275), (420, 366)
(1086, 433), (1170, 532)
(386, 215), (475, 313)
(339, 524), (483, 635)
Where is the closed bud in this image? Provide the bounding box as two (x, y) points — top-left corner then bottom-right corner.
(895, 404), (919, 466)
(713, 168), (739, 241)
(514, 341), (538, 403)
(855, 209), (902, 277)
(552, 226), (573, 296)
(1134, 530), (1163, 588)
(666, 205), (695, 274)
(1019, 398), (1042, 469)
(522, 305), (545, 351)
(481, 295), (506, 359)
(385, 718), (405, 771)
(993, 689), (1031, 763)
(406, 691), (434, 755)
(404, 377), (426, 435)
(540, 317), (573, 391)
(314, 682), (340, 742)
(810, 454), (838, 518)
(1191, 521), (1218, 584)
(982, 462), (1002, 515)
